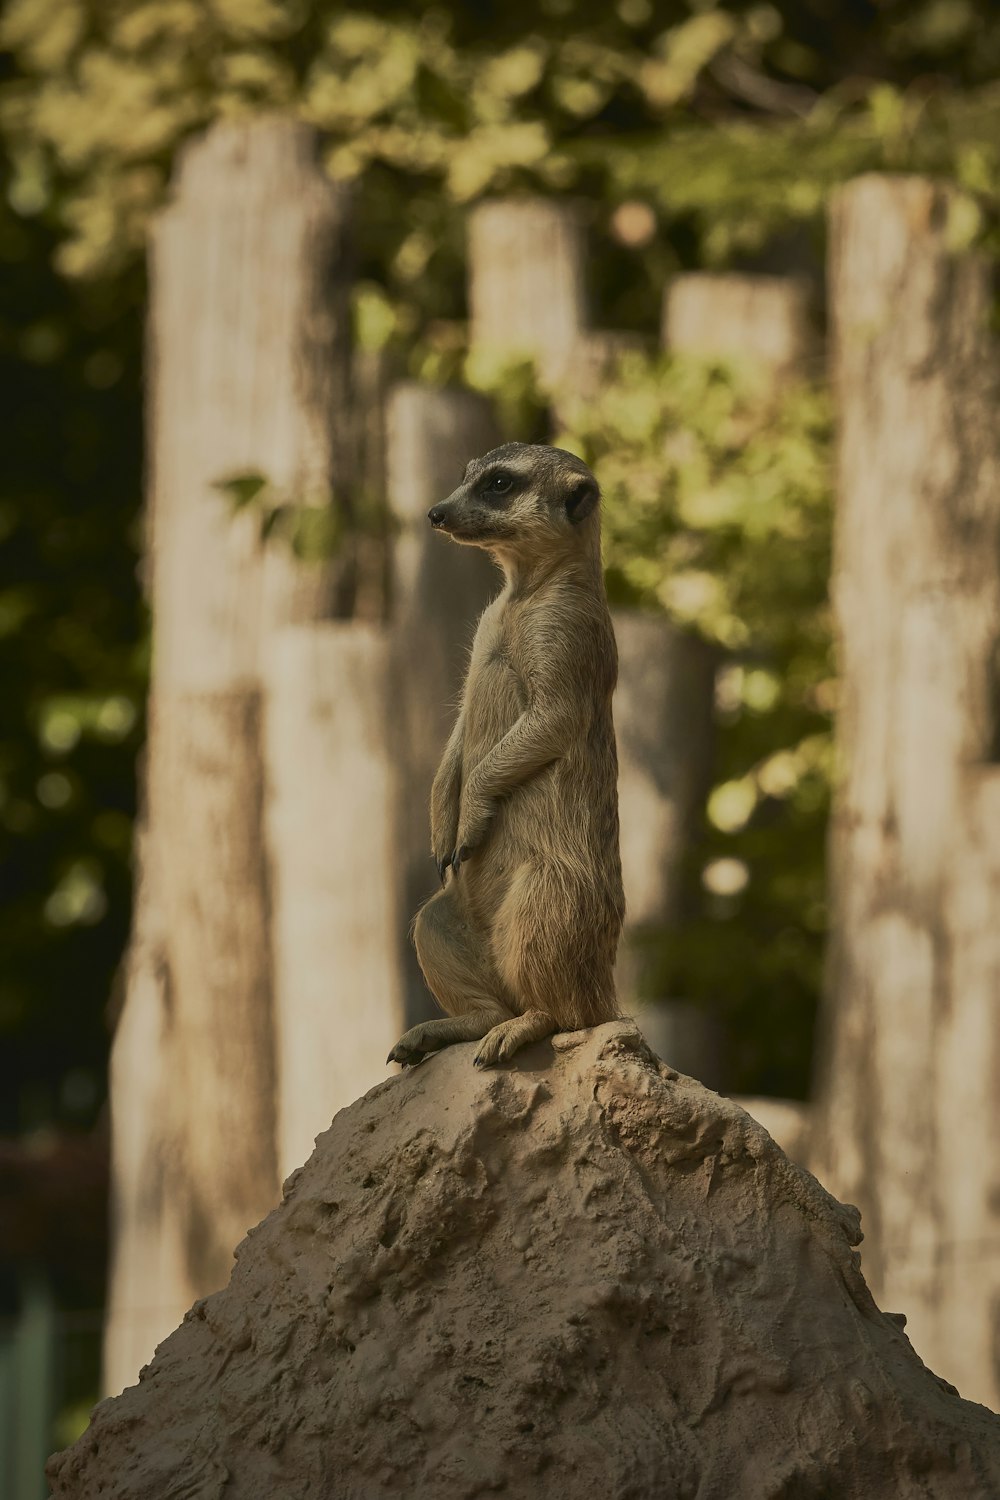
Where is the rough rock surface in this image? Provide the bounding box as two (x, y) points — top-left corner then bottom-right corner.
(50, 1022), (1000, 1499)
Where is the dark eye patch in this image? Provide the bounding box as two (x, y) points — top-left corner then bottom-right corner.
(478, 469), (518, 503)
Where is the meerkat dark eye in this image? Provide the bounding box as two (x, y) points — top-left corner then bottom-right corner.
(479, 471), (515, 503)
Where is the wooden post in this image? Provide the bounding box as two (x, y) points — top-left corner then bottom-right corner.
(612, 611), (716, 1015)
(351, 346), (394, 624)
(104, 119), (355, 1394)
(663, 271), (817, 380)
(938, 769), (1000, 1398)
(385, 383), (500, 1024)
(103, 807), (188, 1396)
(468, 198), (586, 387)
(263, 624), (404, 1180)
(813, 174), (1000, 1406)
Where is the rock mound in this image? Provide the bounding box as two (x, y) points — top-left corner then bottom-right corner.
(49, 1022), (1000, 1498)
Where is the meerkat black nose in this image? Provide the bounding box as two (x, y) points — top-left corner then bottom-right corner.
(428, 505), (447, 528)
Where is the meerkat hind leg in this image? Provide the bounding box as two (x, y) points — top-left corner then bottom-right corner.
(389, 888), (512, 1067)
(474, 1008), (558, 1069)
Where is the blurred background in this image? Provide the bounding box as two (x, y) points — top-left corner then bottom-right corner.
(1, 1), (999, 1493)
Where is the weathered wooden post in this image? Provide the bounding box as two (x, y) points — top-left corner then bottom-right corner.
(263, 624), (403, 1179)
(613, 611), (716, 1060)
(385, 384), (500, 1024)
(662, 271), (818, 381)
(105, 119), (355, 1394)
(814, 174), (1000, 1406)
(468, 199), (586, 388)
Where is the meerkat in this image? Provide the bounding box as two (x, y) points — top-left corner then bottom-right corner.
(387, 442), (625, 1070)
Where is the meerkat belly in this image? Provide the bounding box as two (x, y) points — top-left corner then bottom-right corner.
(500, 714), (620, 882)
(502, 751), (594, 861)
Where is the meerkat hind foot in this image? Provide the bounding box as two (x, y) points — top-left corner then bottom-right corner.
(474, 1009), (558, 1069)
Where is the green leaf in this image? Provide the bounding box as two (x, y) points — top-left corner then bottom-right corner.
(288, 504), (342, 561)
(212, 470), (270, 509)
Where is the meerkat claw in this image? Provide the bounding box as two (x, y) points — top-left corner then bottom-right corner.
(451, 845), (469, 875)
(386, 1043), (422, 1067)
(435, 855), (450, 885)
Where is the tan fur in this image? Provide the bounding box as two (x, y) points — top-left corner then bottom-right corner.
(387, 443), (625, 1069)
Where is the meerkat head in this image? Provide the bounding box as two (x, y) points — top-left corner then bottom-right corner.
(427, 442), (600, 564)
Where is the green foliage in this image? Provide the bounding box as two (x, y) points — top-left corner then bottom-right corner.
(552, 352), (833, 1095)
(556, 352), (831, 642)
(213, 468), (392, 561)
(0, 0), (995, 304)
(588, 85), (1000, 264)
(212, 470), (270, 510)
(5, 0), (1000, 281)
(213, 470), (345, 559)
(0, 0), (714, 276)
(463, 350), (551, 443)
(0, 150), (145, 1135)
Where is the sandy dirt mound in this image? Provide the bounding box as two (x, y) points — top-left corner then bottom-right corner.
(49, 1021), (1000, 1498)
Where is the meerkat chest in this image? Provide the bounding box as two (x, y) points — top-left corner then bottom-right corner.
(464, 604), (527, 757)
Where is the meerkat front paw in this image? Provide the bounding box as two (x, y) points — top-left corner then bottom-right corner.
(454, 800), (493, 870)
(432, 824), (458, 884)
(430, 788), (460, 884)
(432, 841), (470, 883)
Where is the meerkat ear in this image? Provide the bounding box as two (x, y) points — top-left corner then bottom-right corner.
(565, 474), (599, 525)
